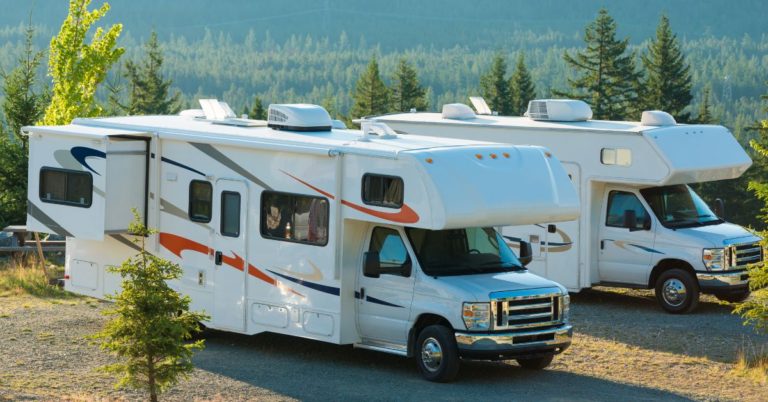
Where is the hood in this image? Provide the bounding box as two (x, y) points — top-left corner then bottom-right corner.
(434, 270), (564, 301)
(673, 222), (761, 247)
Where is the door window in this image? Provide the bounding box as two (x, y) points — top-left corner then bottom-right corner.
(220, 191), (241, 237)
(370, 227), (409, 274)
(606, 191), (650, 230)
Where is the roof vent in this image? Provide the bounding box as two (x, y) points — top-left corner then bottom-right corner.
(179, 109), (205, 118)
(359, 121), (398, 142)
(268, 104), (332, 132)
(442, 103), (476, 120)
(526, 99), (593, 121)
(469, 96), (492, 115)
(640, 110), (676, 126)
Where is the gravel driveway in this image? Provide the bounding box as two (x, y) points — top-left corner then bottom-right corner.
(0, 287), (766, 401)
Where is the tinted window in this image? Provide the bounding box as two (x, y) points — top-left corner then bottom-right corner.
(189, 180), (212, 222)
(39, 167), (93, 208)
(220, 191), (241, 237)
(261, 191), (329, 246)
(606, 191), (650, 230)
(362, 174), (403, 208)
(370, 227), (409, 275)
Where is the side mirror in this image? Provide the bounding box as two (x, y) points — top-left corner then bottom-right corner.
(624, 210), (637, 230)
(713, 198), (726, 219)
(547, 224), (557, 234)
(518, 241), (533, 267)
(363, 251), (380, 278)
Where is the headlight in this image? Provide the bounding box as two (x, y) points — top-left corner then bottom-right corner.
(462, 302), (491, 330)
(562, 294), (570, 322)
(703, 248), (727, 271)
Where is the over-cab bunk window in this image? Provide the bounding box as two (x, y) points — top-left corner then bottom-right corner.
(362, 174), (404, 208)
(189, 180), (213, 223)
(39, 167), (93, 208)
(260, 191), (329, 246)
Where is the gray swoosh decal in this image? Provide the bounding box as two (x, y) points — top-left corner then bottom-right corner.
(27, 200), (73, 237)
(160, 198), (209, 228)
(189, 142), (272, 190)
(110, 234), (142, 252)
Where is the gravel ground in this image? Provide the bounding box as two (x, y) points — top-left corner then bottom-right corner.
(0, 287), (766, 401)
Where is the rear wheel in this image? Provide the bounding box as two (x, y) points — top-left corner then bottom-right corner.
(516, 355), (554, 370)
(655, 268), (700, 314)
(415, 325), (460, 382)
(716, 290), (751, 303)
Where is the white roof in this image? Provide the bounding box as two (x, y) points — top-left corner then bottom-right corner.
(39, 115), (496, 159)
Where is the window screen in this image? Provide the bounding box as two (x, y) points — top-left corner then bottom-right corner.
(261, 191), (329, 246)
(362, 174), (404, 208)
(189, 180), (212, 222)
(39, 167), (93, 208)
(220, 191), (241, 237)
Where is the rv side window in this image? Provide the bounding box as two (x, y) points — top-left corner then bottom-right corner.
(220, 191), (241, 237)
(261, 191), (329, 246)
(606, 191), (650, 230)
(362, 174), (404, 208)
(39, 167), (93, 208)
(189, 180), (213, 223)
(601, 148), (632, 166)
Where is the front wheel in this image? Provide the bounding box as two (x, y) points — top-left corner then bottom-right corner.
(516, 355), (554, 370)
(415, 325), (460, 382)
(655, 268), (700, 314)
(716, 290), (751, 303)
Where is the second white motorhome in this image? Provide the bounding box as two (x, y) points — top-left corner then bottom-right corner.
(25, 101), (580, 381)
(368, 99), (762, 314)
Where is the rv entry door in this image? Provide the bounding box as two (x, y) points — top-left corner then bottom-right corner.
(212, 179), (248, 332)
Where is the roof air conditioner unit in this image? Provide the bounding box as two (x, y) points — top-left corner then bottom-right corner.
(442, 103), (476, 120)
(526, 99), (593, 122)
(267, 104), (333, 132)
(640, 110), (676, 126)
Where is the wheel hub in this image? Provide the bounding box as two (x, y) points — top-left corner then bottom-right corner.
(662, 278), (687, 307)
(421, 337), (443, 372)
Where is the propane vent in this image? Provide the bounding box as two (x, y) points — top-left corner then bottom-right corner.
(526, 99), (592, 122)
(267, 104), (332, 132)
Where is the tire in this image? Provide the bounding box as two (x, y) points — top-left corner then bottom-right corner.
(415, 325), (460, 382)
(516, 354), (554, 370)
(655, 268), (700, 314)
(716, 290), (751, 303)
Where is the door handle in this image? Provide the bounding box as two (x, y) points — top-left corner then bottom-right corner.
(215, 251), (222, 265)
(600, 240), (605, 250)
(360, 287), (365, 300)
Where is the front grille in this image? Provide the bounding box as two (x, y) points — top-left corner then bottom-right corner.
(730, 242), (762, 269)
(493, 294), (562, 330)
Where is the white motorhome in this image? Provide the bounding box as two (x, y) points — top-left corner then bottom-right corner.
(368, 99), (762, 314)
(25, 101), (580, 381)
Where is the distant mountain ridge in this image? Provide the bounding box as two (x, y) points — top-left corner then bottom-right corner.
(2, 0), (766, 49)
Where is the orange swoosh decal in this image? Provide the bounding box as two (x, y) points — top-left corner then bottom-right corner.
(282, 170), (420, 224)
(159, 232), (211, 258)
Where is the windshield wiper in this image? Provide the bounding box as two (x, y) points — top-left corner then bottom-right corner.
(475, 261), (525, 271)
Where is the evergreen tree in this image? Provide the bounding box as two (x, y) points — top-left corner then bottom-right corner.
(118, 31), (181, 115)
(390, 58), (428, 112)
(0, 22), (48, 227)
(640, 15), (693, 121)
(508, 53), (537, 116)
(243, 96), (267, 120)
(41, 0), (124, 125)
(694, 87), (715, 124)
(480, 53), (511, 115)
(349, 55), (390, 120)
(94, 212), (208, 402)
(553, 9), (640, 120)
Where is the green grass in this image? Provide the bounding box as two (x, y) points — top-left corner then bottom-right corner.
(0, 257), (73, 299)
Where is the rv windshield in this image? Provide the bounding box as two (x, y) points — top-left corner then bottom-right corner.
(405, 227), (523, 276)
(640, 185), (723, 229)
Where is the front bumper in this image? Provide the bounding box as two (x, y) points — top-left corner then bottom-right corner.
(455, 324), (572, 360)
(696, 270), (749, 293)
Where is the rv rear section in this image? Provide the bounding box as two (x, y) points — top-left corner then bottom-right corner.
(25, 102), (579, 381)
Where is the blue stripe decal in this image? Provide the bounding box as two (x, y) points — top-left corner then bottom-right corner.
(161, 156), (206, 176)
(71, 147), (106, 175)
(365, 296), (404, 308)
(268, 270), (340, 296)
(628, 243), (665, 254)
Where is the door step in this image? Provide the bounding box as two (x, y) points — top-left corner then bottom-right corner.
(354, 339), (408, 356)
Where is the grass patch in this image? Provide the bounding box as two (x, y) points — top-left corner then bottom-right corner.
(0, 257), (73, 299)
(734, 342), (768, 384)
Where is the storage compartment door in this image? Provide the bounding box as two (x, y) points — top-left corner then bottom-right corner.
(27, 132), (107, 240)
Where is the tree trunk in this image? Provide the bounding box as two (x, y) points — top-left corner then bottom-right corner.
(148, 356), (157, 402)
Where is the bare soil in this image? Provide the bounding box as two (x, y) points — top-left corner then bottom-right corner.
(0, 287), (766, 401)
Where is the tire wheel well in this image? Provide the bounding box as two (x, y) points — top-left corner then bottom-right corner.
(408, 314), (452, 358)
(649, 259), (696, 288)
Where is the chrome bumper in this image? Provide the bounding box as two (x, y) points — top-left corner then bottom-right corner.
(696, 270), (749, 289)
(455, 324), (572, 356)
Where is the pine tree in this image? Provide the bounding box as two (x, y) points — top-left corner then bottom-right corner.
(640, 15), (693, 122)
(390, 58), (428, 112)
(0, 22), (48, 227)
(553, 9), (640, 120)
(508, 53), (537, 116)
(94, 211), (208, 402)
(119, 31), (181, 115)
(248, 96), (267, 120)
(480, 53), (511, 115)
(694, 87), (715, 124)
(349, 55), (390, 120)
(41, 0), (124, 125)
